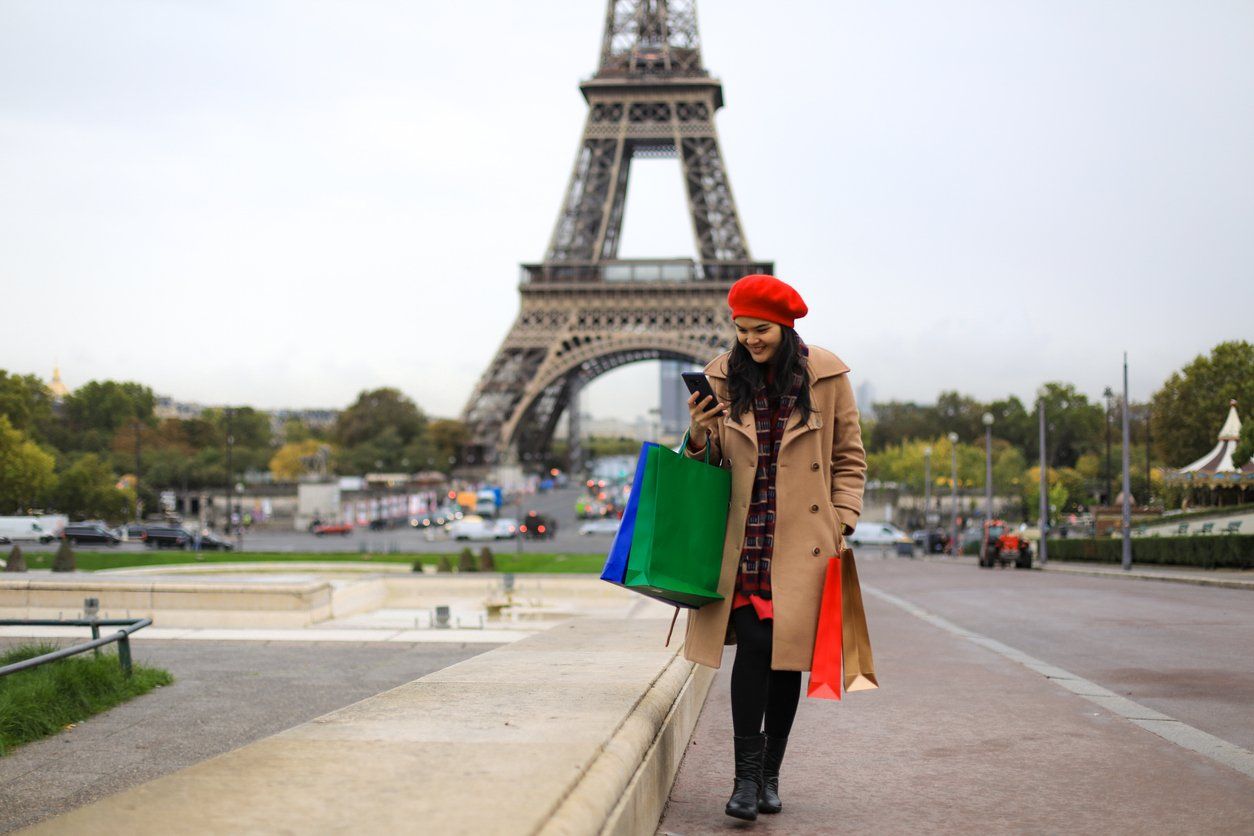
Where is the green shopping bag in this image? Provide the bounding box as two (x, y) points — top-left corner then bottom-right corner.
(624, 431), (730, 608)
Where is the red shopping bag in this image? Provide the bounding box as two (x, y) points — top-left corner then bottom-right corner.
(807, 553), (843, 701)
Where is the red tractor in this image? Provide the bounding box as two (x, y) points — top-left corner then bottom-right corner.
(978, 519), (1032, 569)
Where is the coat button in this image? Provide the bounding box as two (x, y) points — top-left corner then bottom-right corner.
(812, 547), (821, 556)
(810, 462), (820, 471)
(810, 504), (819, 513)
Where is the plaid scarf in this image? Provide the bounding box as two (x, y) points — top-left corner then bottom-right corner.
(735, 342), (809, 599)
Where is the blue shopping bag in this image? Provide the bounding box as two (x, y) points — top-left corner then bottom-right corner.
(600, 442), (657, 585)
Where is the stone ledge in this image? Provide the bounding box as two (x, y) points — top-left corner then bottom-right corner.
(19, 617), (713, 835)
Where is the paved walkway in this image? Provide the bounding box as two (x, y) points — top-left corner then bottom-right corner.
(659, 570), (1254, 834)
(0, 640), (499, 834)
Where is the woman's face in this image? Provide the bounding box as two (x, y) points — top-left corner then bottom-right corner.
(734, 316), (784, 363)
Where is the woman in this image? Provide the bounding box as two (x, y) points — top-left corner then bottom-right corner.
(683, 273), (866, 821)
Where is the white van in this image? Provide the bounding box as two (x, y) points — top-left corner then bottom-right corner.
(0, 515), (63, 543)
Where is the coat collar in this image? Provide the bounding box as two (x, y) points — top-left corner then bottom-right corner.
(706, 345), (849, 443)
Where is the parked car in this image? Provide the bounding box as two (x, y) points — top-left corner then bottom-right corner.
(493, 517), (519, 540)
(579, 518), (621, 536)
(143, 525), (195, 549)
(196, 530), (235, 551)
(911, 528), (951, 554)
(62, 522), (122, 546)
(447, 515), (495, 541)
(518, 511), (556, 540)
(847, 522), (913, 549)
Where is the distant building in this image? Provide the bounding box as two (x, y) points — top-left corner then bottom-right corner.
(856, 380), (876, 420)
(45, 367), (70, 402)
(154, 396), (206, 420)
(270, 408), (339, 439)
(583, 415), (666, 443)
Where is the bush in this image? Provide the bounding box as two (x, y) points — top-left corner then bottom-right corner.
(437, 555), (453, 573)
(1045, 535), (1254, 569)
(51, 540), (76, 572)
(411, 559), (424, 573)
(478, 546), (496, 572)
(4, 544), (26, 572)
(458, 548), (477, 572)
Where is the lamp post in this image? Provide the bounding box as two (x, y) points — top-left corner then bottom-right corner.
(1102, 386), (1113, 505)
(923, 445), (932, 532)
(1037, 390), (1048, 566)
(948, 432), (959, 556)
(1121, 353), (1132, 571)
(133, 419), (143, 522)
(982, 413), (994, 524)
(223, 407), (234, 533)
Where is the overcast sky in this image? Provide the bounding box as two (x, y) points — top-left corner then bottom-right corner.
(1, 0), (1251, 423)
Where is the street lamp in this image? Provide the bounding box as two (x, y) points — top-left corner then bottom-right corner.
(223, 407), (235, 534)
(923, 445), (932, 533)
(1037, 388), (1048, 566)
(982, 412), (994, 524)
(1103, 386), (1114, 505)
(948, 432), (959, 556)
(1121, 353), (1132, 571)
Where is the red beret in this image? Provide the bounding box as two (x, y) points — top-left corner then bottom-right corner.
(727, 274), (808, 328)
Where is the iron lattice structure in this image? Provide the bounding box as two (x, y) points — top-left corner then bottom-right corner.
(461, 0), (772, 471)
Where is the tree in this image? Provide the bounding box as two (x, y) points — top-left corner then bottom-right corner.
(1150, 341), (1254, 466)
(0, 370), (55, 440)
(48, 453), (134, 521)
(427, 419), (470, 473)
(58, 380), (156, 454)
(335, 389), (426, 449)
(1234, 416), (1254, 470)
(985, 396), (1034, 454)
(270, 440), (335, 481)
(864, 401), (938, 452)
(1033, 383), (1103, 468)
(0, 416), (57, 513)
(934, 391), (986, 442)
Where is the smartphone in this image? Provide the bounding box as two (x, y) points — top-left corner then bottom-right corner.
(681, 372), (720, 412)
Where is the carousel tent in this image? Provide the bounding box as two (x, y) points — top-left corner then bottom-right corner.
(1167, 400), (1254, 490)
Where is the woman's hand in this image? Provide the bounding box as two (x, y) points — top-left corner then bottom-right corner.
(687, 391), (727, 443)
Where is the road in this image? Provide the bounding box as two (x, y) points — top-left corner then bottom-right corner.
(660, 551), (1254, 834)
(15, 486), (617, 555)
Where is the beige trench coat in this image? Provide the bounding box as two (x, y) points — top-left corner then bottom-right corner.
(681, 345), (867, 670)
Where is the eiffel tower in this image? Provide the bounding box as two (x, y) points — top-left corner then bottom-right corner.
(461, 0), (771, 474)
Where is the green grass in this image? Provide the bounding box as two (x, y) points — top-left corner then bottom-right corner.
(19, 551), (606, 574)
(0, 644), (173, 755)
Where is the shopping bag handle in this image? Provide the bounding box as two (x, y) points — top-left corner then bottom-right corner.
(679, 429), (712, 465)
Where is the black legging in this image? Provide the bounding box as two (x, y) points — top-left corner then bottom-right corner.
(730, 605), (802, 738)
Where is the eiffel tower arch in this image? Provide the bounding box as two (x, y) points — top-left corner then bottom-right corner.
(461, 0), (772, 473)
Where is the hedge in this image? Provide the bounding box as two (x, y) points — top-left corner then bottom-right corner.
(1045, 535), (1254, 569)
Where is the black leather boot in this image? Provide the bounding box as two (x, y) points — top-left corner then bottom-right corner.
(758, 734), (788, 813)
(725, 733), (765, 821)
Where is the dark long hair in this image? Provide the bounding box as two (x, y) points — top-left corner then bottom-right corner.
(726, 327), (813, 425)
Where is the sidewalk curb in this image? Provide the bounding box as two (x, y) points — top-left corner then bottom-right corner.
(542, 652), (716, 836)
(1036, 564), (1254, 591)
(903, 551), (1253, 590)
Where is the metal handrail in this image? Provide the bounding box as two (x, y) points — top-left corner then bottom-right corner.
(0, 617), (152, 679)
